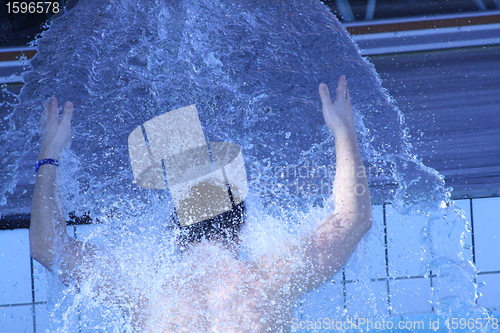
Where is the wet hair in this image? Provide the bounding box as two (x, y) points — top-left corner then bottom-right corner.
(176, 201), (246, 249)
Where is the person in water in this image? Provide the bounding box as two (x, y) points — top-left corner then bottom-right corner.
(30, 75), (372, 332)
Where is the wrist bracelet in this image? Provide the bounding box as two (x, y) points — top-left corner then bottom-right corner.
(35, 159), (59, 173)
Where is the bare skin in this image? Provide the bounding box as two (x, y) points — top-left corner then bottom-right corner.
(30, 75), (372, 332)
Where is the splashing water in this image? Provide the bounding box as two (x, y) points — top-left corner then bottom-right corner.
(0, 0), (493, 331)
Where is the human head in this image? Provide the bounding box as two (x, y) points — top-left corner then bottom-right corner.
(176, 200), (246, 251)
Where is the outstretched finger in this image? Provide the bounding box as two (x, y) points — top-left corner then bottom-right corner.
(41, 100), (50, 124)
(335, 75), (348, 99)
(318, 83), (332, 107)
(343, 77), (352, 107)
(61, 101), (74, 125)
(45, 96), (60, 124)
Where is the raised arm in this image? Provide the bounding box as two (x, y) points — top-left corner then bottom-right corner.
(30, 98), (143, 319)
(30, 97), (92, 281)
(257, 76), (372, 295)
(307, 75), (372, 281)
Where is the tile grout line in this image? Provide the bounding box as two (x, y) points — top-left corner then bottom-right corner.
(470, 198), (477, 266)
(0, 301), (46, 308)
(477, 271), (500, 275)
(470, 198), (479, 306)
(30, 257), (37, 333)
(382, 203), (392, 316)
(428, 206), (435, 313)
(342, 268), (347, 312)
(343, 274), (437, 284)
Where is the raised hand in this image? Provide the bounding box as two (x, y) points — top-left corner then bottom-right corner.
(318, 75), (354, 135)
(38, 97), (73, 160)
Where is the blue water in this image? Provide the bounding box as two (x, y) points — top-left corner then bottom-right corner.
(0, 0), (493, 331)
(2, 0), (426, 214)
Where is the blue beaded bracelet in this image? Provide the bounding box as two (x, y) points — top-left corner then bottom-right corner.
(35, 159), (59, 173)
